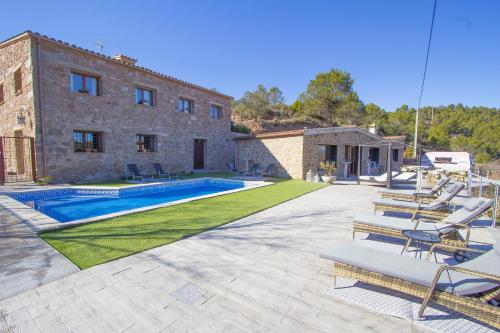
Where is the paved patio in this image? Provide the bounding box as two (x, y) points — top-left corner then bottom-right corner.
(0, 184), (486, 332)
(0, 203), (79, 301)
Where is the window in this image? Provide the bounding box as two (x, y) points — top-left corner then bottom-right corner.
(392, 149), (399, 162)
(73, 131), (103, 152)
(0, 83), (4, 103)
(209, 105), (222, 119)
(70, 72), (98, 96)
(368, 148), (380, 165)
(136, 134), (155, 152)
(14, 68), (22, 94)
(135, 87), (154, 106)
(318, 145), (337, 164)
(178, 97), (193, 113)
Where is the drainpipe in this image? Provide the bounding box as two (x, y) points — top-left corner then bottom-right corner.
(34, 37), (47, 177)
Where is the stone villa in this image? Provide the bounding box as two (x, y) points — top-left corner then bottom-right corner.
(0, 31), (405, 183)
(0, 31), (233, 183)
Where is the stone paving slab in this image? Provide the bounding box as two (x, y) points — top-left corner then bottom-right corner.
(0, 203), (79, 301)
(0, 184), (474, 332)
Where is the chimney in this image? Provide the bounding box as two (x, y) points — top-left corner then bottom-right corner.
(112, 54), (137, 66)
(369, 123), (377, 134)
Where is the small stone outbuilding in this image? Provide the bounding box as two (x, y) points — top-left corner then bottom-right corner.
(235, 127), (405, 180)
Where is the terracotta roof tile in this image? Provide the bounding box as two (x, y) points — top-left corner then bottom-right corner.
(1, 31), (231, 99)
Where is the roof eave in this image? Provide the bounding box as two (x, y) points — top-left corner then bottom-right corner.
(1, 31), (232, 100)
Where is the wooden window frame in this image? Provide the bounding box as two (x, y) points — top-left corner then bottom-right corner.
(209, 104), (222, 119)
(0, 83), (4, 104)
(14, 68), (22, 95)
(368, 147), (380, 165)
(136, 134), (156, 152)
(73, 130), (103, 153)
(135, 87), (155, 106)
(70, 72), (100, 96)
(178, 97), (194, 113)
(392, 148), (399, 162)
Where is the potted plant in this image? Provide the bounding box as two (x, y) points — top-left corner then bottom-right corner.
(320, 161), (337, 183)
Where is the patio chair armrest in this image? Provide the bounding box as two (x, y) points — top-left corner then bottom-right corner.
(441, 266), (500, 282)
(427, 242), (486, 260)
(415, 218), (440, 224)
(414, 192), (434, 198)
(452, 223), (471, 243)
(419, 265), (500, 318)
(410, 204), (423, 219)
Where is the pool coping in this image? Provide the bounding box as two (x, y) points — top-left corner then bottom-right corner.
(0, 178), (272, 232)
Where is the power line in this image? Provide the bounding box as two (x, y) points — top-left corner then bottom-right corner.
(413, 0), (438, 158)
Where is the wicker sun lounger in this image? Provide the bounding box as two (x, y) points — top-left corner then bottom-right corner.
(378, 176), (451, 202)
(320, 236), (500, 329)
(353, 198), (493, 249)
(373, 183), (465, 219)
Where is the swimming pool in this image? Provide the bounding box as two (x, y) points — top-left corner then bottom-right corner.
(7, 178), (252, 224)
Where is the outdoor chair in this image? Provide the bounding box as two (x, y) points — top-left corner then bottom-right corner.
(319, 233), (500, 329)
(378, 176), (450, 202)
(153, 163), (179, 180)
(372, 183), (465, 219)
(352, 197), (493, 250)
(126, 164), (146, 181)
(243, 163), (261, 177)
(262, 164), (278, 178)
(237, 160), (255, 176)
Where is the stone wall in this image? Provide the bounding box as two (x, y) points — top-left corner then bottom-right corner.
(235, 135), (304, 179)
(0, 37), (37, 180)
(36, 39), (234, 182)
(303, 129), (404, 179)
(235, 128), (405, 180)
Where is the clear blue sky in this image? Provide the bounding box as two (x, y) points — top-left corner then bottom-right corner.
(1, 0), (499, 110)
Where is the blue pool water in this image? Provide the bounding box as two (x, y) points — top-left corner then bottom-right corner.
(9, 179), (244, 223)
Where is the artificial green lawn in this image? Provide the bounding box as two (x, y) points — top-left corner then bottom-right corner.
(41, 180), (327, 269)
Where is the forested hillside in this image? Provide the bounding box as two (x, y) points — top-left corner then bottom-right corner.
(232, 69), (500, 162)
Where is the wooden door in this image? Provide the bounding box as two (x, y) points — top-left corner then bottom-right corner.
(193, 139), (205, 169)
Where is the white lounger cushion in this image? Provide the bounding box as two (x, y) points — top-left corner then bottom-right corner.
(442, 198), (493, 224)
(359, 172), (399, 182)
(372, 198), (441, 211)
(320, 239), (500, 296)
(378, 177), (450, 197)
(373, 183), (464, 212)
(353, 213), (455, 235)
(355, 198), (493, 234)
(393, 172), (417, 181)
(378, 188), (433, 197)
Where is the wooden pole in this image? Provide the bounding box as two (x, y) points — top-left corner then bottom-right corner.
(357, 145), (361, 184)
(30, 137), (37, 182)
(0, 138), (4, 185)
(386, 142), (392, 189)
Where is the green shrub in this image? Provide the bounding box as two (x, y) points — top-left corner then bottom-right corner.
(475, 152), (491, 164)
(231, 122), (251, 134)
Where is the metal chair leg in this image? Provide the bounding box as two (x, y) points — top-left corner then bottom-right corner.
(401, 238), (412, 254)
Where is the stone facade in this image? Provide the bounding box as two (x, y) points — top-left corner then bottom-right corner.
(0, 37), (38, 180)
(0, 32), (234, 183)
(235, 134), (304, 179)
(235, 128), (405, 180)
(303, 128), (404, 179)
